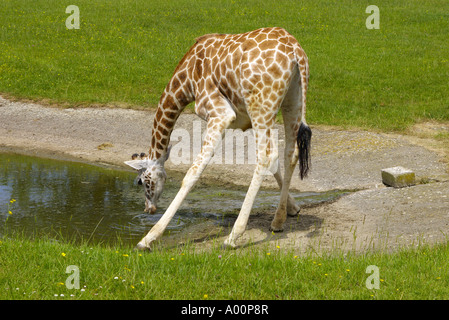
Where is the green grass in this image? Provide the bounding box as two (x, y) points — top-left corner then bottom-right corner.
(1, 0), (448, 131)
(1, 235), (449, 300)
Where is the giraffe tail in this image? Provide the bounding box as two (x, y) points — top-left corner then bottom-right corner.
(294, 45), (311, 180)
(297, 122), (312, 180)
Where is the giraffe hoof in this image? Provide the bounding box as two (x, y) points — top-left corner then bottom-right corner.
(134, 243), (152, 252)
(287, 207), (301, 217)
(221, 241), (237, 250)
(269, 224), (284, 233)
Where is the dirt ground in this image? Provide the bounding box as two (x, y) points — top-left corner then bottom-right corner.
(1, 95), (449, 254)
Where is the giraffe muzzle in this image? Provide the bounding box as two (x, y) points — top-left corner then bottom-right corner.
(145, 202), (157, 214)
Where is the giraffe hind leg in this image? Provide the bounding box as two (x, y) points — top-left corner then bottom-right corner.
(271, 69), (302, 231)
(270, 145), (298, 232)
(273, 162), (300, 217)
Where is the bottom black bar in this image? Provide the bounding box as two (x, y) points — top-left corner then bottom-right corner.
(2, 299), (447, 318)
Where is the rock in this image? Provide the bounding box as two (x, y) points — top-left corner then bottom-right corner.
(381, 166), (415, 188)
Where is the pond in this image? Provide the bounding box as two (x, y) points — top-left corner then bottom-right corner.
(0, 152), (346, 247)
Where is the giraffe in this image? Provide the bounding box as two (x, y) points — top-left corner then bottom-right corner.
(125, 27), (311, 250)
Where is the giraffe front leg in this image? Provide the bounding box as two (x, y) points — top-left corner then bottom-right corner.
(222, 167), (264, 249)
(136, 110), (236, 251)
(223, 127), (278, 248)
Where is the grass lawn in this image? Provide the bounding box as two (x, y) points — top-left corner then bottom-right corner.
(0, 0), (448, 131)
(1, 235), (449, 300)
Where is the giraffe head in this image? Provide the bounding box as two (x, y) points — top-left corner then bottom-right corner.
(124, 148), (171, 213)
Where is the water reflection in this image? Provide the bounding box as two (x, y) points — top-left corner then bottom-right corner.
(0, 153), (190, 245)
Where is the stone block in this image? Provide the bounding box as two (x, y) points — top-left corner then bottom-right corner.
(381, 166), (415, 188)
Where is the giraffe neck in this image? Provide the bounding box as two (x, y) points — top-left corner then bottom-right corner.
(149, 72), (194, 161)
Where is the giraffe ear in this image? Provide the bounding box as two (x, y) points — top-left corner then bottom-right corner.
(124, 159), (149, 170)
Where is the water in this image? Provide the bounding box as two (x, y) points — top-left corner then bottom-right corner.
(0, 153), (347, 247)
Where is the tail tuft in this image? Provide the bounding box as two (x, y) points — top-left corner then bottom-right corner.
(297, 122), (312, 180)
